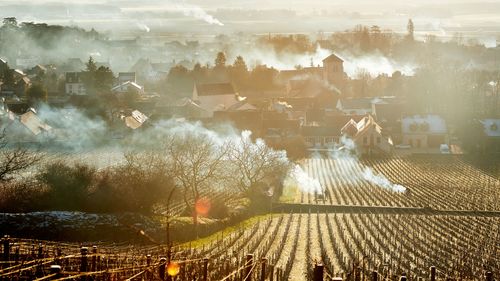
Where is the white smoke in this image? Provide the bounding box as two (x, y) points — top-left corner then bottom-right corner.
(136, 23), (151, 33)
(227, 45), (416, 78)
(342, 53), (417, 78)
(173, 2), (224, 26)
(362, 168), (406, 193)
(329, 135), (407, 193)
(286, 165), (323, 194)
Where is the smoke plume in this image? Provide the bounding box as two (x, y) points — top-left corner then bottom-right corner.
(331, 135), (407, 193)
(173, 1), (224, 26)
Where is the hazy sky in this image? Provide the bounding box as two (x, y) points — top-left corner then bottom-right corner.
(2, 0), (500, 35)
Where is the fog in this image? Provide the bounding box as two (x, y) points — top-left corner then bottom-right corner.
(2, 0), (500, 35)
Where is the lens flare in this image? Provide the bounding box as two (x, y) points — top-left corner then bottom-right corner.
(195, 198), (211, 216)
(167, 262), (180, 276)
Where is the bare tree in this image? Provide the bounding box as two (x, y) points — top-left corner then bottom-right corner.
(228, 132), (291, 195)
(0, 130), (42, 182)
(164, 131), (229, 233)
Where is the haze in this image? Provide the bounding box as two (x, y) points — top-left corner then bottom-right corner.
(2, 0), (500, 36)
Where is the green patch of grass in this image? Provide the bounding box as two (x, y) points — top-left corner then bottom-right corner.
(279, 183), (299, 203)
(179, 214), (275, 249)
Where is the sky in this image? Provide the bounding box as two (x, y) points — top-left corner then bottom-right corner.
(1, 0), (500, 35)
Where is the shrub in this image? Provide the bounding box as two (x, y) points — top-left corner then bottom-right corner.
(0, 181), (47, 212)
(37, 162), (96, 211)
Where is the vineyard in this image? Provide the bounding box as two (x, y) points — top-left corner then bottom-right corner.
(300, 155), (500, 211)
(1, 213), (498, 280)
(1, 154), (499, 280)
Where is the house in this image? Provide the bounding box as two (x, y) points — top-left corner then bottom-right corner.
(117, 72), (137, 84)
(349, 115), (393, 154)
(301, 125), (343, 147)
(65, 72), (86, 95)
(28, 65), (48, 79)
(401, 115), (447, 148)
(263, 118), (301, 145)
(19, 108), (52, 136)
(192, 83), (244, 117)
(371, 97), (407, 142)
(286, 78), (340, 109)
(371, 97), (405, 122)
(341, 119), (359, 137)
(224, 101), (257, 112)
(13, 69), (26, 80)
(122, 110), (148, 130)
(111, 81), (144, 96)
(152, 97), (206, 120)
(300, 114), (392, 154)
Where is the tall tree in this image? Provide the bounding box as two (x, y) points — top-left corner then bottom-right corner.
(164, 132), (230, 236)
(229, 56), (249, 90)
(407, 19), (415, 41)
(95, 66), (114, 92)
(232, 56), (247, 71)
(228, 132), (290, 195)
(2, 17), (17, 28)
(85, 56), (97, 73)
(214, 52), (227, 69)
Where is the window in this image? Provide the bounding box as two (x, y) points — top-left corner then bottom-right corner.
(377, 137), (381, 144)
(363, 137), (368, 145)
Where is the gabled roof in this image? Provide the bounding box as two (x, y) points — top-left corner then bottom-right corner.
(356, 115), (382, 135)
(195, 83), (235, 96)
(322, 54), (344, 63)
(111, 81), (143, 92)
(338, 98), (373, 110)
(124, 110), (148, 130)
(33, 64), (47, 71)
(20, 77), (31, 85)
(226, 100), (256, 111)
(14, 69), (25, 76)
(480, 119), (500, 137)
(341, 119), (358, 135)
(20, 109), (52, 135)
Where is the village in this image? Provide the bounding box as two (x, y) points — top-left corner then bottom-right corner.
(0, 49), (498, 156)
(0, 2), (500, 279)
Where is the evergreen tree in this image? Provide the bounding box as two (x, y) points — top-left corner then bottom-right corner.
(86, 56), (97, 73)
(233, 56), (247, 71)
(214, 52), (226, 69)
